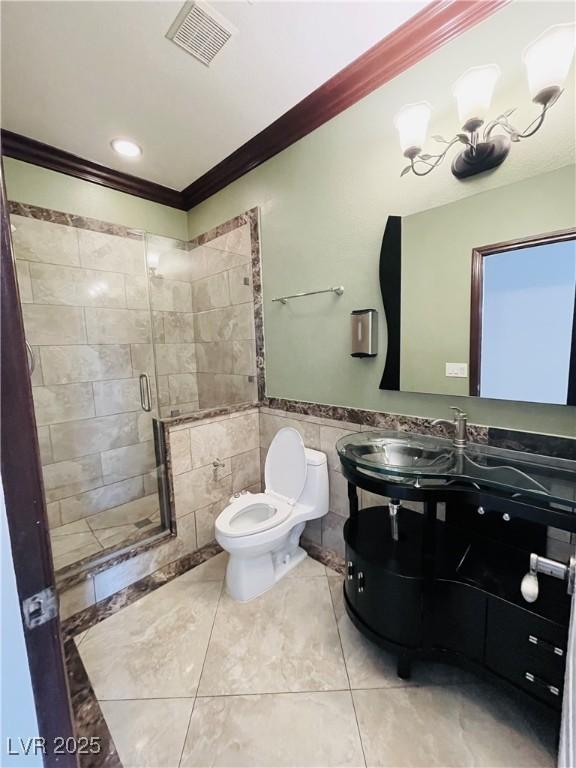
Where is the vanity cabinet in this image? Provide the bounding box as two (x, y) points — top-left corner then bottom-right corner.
(344, 508), (424, 648)
(342, 494), (572, 714)
(485, 597), (568, 708)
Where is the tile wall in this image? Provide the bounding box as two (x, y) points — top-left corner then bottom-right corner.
(150, 224), (257, 417)
(11, 213), (162, 568)
(259, 406), (397, 556)
(59, 407), (261, 618)
(57, 398), (575, 618)
(170, 409), (261, 545)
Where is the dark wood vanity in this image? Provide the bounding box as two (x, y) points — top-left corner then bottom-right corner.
(339, 445), (575, 715)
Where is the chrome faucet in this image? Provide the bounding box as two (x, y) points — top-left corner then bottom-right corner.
(432, 406), (468, 450)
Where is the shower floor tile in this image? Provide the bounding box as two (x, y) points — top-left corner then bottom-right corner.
(51, 494), (161, 571)
(76, 553), (558, 768)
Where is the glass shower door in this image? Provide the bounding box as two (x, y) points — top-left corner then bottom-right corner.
(10, 209), (165, 573)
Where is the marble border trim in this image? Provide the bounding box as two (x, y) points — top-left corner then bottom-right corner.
(263, 397), (576, 460)
(302, 540), (345, 576)
(488, 427), (576, 461)
(65, 639), (121, 768)
(56, 528), (172, 592)
(8, 200), (144, 239)
(161, 400), (259, 429)
(187, 209), (254, 249)
(262, 396), (490, 444)
(61, 541), (222, 639)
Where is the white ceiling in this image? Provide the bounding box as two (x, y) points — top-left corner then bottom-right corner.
(0, 0), (427, 190)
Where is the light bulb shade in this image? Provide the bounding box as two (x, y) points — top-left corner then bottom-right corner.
(147, 251), (160, 270)
(452, 65), (500, 131)
(523, 23), (576, 103)
(394, 102), (431, 157)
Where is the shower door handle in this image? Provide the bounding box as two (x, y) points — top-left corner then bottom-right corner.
(139, 373), (152, 412)
(25, 341), (36, 376)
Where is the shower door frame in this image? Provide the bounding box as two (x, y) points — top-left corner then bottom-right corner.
(1, 160), (77, 766)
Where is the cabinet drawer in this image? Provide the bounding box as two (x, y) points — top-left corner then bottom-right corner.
(486, 597), (568, 708)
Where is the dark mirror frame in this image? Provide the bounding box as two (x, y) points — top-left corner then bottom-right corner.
(469, 227), (576, 403)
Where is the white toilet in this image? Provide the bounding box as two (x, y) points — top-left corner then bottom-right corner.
(215, 427), (329, 602)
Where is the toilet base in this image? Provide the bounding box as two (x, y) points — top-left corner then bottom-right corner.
(225, 545), (308, 603)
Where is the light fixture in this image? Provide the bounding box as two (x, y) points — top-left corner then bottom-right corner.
(110, 138), (142, 158)
(394, 102), (432, 159)
(147, 251), (160, 276)
(395, 23), (575, 180)
(452, 65), (500, 132)
(523, 23), (576, 105)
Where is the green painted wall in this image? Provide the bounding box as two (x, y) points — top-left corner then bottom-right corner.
(187, 2), (576, 437)
(4, 158), (188, 240)
(401, 165), (576, 395)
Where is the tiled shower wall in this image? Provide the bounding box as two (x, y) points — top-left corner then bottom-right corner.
(59, 407), (262, 618)
(150, 224), (257, 417)
(170, 409), (261, 545)
(11, 214), (160, 549)
(64, 401), (374, 614)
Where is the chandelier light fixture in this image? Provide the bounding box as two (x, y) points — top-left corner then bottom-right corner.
(395, 24), (576, 180)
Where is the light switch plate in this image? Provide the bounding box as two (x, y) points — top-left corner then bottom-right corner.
(445, 362), (468, 378)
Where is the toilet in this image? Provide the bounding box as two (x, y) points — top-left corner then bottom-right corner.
(215, 427), (329, 602)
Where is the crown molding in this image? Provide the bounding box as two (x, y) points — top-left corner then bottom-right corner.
(181, 0), (510, 209)
(1, 130), (186, 210)
(1, 0), (509, 213)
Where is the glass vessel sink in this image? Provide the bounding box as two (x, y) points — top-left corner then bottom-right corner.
(336, 431), (576, 510)
(338, 433), (454, 473)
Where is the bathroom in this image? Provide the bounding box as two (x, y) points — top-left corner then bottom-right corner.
(1, 0), (575, 766)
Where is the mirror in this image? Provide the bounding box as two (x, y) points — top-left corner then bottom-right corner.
(470, 231), (575, 405)
(379, 165), (576, 405)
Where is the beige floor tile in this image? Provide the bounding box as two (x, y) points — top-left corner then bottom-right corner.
(181, 691), (364, 768)
(91, 523), (140, 549)
(79, 573), (221, 699)
(186, 551), (228, 582)
(197, 574), (348, 696)
(51, 529), (102, 570)
(285, 554), (327, 579)
(74, 630), (89, 647)
(87, 494), (159, 530)
(50, 519), (91, 537)
(328, 575), (473, 690)
(352, 684), (556, 768)
(100, 699), (193, 768)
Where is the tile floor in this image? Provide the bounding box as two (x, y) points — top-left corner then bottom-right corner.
(76, 553), (558, 768)
(51, 494), (161, 570)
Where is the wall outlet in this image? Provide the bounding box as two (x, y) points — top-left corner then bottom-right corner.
(445, 362), (468, 378)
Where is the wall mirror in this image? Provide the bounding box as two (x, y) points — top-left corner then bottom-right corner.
(470, 231), (575, 405)
(379, 165), (576, 406)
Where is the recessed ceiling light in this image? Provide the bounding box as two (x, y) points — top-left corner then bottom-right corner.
(110, 138), (142, 158)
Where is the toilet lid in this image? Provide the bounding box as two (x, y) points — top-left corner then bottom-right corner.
(265, 427), (307, 502)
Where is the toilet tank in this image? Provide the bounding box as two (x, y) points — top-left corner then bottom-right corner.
(297, 448), (329, 516)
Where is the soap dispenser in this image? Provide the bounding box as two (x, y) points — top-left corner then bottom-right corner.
(351, 309), (378, 358)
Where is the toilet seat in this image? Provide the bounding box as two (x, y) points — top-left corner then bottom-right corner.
(264, 427), (307, 503)
(216, 428), (308, 540)
(215, 493), (293, 538)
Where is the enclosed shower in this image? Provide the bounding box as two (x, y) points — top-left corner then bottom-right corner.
(10, 205), (258, 575)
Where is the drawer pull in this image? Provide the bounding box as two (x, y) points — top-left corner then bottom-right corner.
(347, 561), (354, 581)
(524, 672), (561, 696)
(528, 634), (564, 657)
(357, 571), (365, 593)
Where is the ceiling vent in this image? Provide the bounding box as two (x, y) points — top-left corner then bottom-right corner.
(166, 1), (237, 67)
